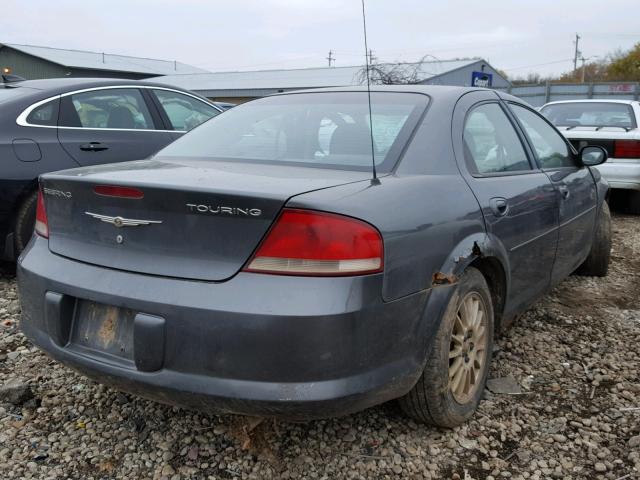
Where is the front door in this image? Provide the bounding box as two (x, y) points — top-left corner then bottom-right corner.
(453, 91), (559, 315)
(507, 103), (597, 285)
(57, 87), (172, 166)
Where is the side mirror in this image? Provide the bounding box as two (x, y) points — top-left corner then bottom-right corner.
(580, 145), (608, 166)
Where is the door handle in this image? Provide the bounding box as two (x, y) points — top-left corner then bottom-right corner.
(558, 185), (570, 200)
(489, 197), (509, 217)
(79, 142), (109, 152)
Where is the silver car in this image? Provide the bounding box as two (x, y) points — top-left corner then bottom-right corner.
(541, 99), (640, 213)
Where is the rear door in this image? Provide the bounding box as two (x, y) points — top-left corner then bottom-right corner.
(508, 103), (597, 285)
(453, 91), (559, 313)
(57, 87), (173, 166)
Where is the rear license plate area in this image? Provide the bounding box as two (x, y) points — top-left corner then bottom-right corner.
(70, 300), (136, 363)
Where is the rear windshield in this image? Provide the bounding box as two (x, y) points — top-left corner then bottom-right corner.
(541, 102), (636, 129)
(158, 92), (429, 172)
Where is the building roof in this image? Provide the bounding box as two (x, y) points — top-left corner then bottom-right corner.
(1, 43), (209, 76)
(154, 59), (481, 93)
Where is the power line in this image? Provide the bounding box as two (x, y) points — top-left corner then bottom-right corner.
(503, 58), (574, 71)
(193, 55), (321, 71)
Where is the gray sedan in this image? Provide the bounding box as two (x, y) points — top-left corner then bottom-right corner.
(18, 86), (611, 427)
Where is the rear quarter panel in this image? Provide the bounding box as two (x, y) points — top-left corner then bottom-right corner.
(288, 173), (487, 302)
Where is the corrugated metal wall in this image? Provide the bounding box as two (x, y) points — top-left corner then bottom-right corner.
(0, 46), (151, 80)
(0, 46), (69, 79)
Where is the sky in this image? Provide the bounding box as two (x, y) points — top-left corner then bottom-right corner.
(2, 0), (639, 79)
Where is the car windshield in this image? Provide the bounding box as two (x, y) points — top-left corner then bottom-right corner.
(540, 102), (636, 129)
(158, 92), (429, 172)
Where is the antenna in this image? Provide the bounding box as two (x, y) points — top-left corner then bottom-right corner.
(361, 0), (379, 184)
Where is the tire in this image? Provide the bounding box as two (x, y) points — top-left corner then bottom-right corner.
(628, 191), (640, 215)
(13, 191), (38, 257)
(576, 201), (611, 277)
(398, 267), (494, 427)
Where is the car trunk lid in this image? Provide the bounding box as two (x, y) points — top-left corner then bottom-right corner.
(41, 157), (371, 281)
(557, 126), (640, 158)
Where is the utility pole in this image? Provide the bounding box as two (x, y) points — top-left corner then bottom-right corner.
(368, 49), (376, 64)
(573, 33), (581, 71)
(580, 55), (598, 83)
(326, 50), (335, 67)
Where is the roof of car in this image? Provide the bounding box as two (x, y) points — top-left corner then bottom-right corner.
(543, 99), (638, 106)
(6, 77), (187, 91)
(273, 84), (492, 98)
(267, 85), (527, 106)
(0, 77), (219, 110)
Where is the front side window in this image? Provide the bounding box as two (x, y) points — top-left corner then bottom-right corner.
(511, 104), (574, 169)
(26, 99), (58, 126)
(59, 88), (154, 129)
(540, 102), (636, 129)
(463, 103), (531, 174)
(157, 92), (429, 172)
(153, 90), (219, 131)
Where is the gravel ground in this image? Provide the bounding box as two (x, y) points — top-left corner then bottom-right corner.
(1, 213), (638, 480)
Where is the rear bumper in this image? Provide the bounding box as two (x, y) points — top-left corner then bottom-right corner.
(18, 237), (446, 419)
(595, 159), (640, 191)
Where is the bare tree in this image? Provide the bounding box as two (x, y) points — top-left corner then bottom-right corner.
(355, 55), (442, 85)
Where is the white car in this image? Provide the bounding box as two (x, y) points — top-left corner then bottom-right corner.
(540, 99), (640, 213)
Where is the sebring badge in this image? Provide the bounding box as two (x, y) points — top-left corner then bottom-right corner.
(85, 212), (162, 227)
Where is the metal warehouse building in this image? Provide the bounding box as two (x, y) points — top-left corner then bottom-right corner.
(0, 43), (209, 80)
(155, 58), (510, 104)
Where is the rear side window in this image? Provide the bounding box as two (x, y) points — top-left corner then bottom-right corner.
(59, 88), (154, 130)
(510, 104), (574, 169)
(463, 103), (531, 174)
(153, 90), (219, 131)
(26, 99), (59, 126)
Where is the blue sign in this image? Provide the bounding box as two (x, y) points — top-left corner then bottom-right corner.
(471, 71), (493, 88)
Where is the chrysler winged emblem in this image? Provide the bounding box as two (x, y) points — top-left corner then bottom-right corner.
(85, 211), (162, 227)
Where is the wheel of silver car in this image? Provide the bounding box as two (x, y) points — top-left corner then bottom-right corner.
(448, 292), (488, 404)
(399, 267), (494, 428)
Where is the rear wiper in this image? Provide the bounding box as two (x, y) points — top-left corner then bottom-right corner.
(563, 125), (576, 130)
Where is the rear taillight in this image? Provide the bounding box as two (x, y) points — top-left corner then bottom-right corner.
(35, 188), (48, 238)
(613, 140), (640, 158)
(244, 208), (383, 276)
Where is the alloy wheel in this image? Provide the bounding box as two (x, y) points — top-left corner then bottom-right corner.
(448, 292), (488, 404)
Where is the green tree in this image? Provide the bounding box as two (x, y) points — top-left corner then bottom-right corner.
(607, 43), (640, 81)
